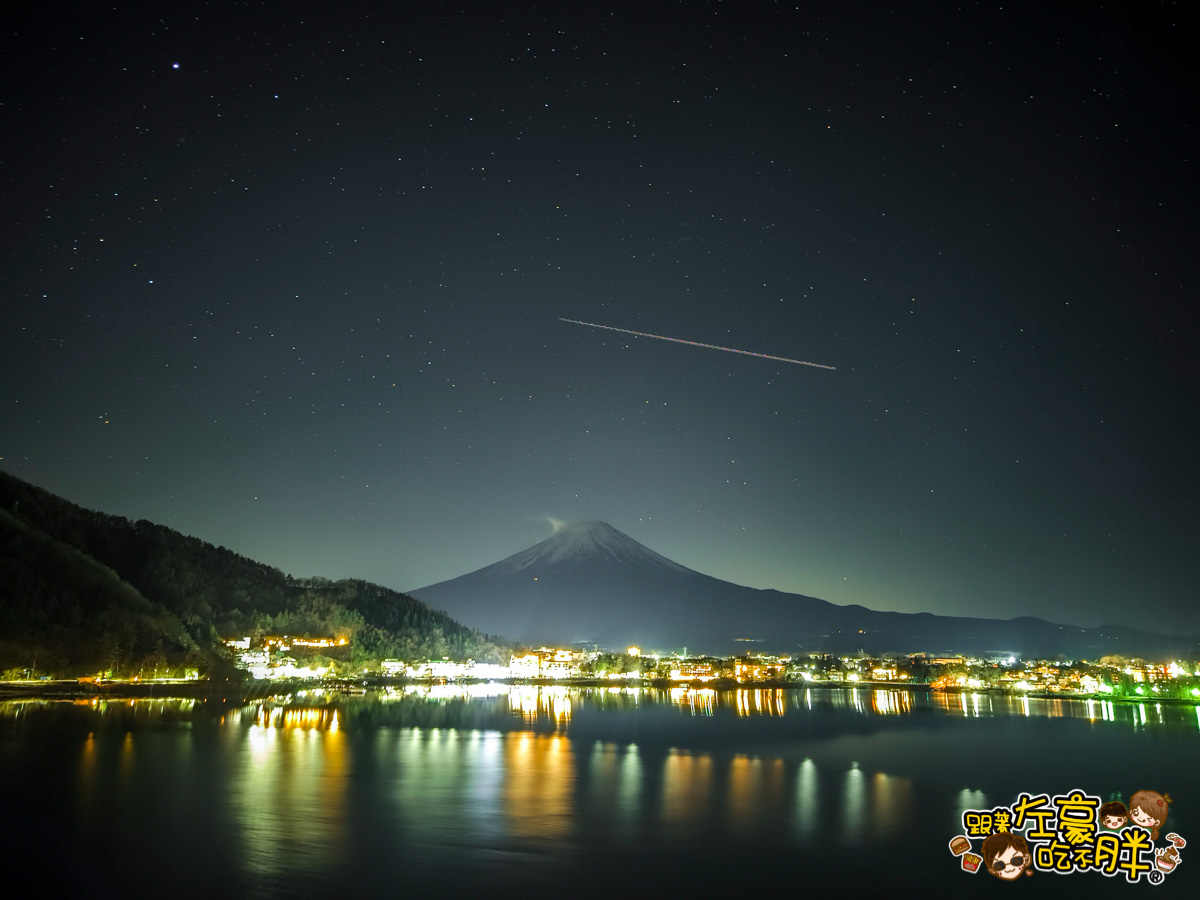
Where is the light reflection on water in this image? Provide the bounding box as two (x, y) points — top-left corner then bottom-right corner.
(5, 685), (1198, 729)
(504, 732), (575, 839)
(231, 713), (349, 882)
(508, 684), (573, 725)
(2, 687), (1199, 898)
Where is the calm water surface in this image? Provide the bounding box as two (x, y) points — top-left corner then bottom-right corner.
(2, 686), (1197, 898)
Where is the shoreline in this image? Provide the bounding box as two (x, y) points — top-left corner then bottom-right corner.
(3, 677), (1197, 707)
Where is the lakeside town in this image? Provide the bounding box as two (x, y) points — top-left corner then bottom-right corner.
(192, 635), (1200, 702)
(5, 633), (1200, 704)
(214, 635), (1200, 699)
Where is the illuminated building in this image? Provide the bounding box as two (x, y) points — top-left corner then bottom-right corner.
(669, 661), (715, 682)
(509, 654), (544, 678)
(291, 636), (348, 648)
(508, 648), (582, 679)
(467, 662), (510, 680)
(734, 659), (785, 683)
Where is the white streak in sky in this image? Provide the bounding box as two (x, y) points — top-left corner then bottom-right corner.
(559, 318), (836, 370)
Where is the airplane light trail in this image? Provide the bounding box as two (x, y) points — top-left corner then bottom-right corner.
(559, 318), (836, 370)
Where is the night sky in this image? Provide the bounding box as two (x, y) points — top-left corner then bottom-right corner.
(4, 2), (1196, 636)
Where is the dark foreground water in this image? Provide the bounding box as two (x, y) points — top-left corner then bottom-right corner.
(2, 685), (1197, 898)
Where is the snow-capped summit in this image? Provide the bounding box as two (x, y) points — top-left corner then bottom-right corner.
(474, 521), (691, 575)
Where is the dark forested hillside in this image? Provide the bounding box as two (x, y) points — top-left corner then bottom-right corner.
(0, 507), (205, 677)
(0, 472), (509, 677)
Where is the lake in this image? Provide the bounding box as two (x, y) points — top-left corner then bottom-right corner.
(2, 685), (1197, 898)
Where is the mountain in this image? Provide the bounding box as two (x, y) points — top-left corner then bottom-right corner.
(0, 472), (508, 677)
(410, 521), (1197, 659)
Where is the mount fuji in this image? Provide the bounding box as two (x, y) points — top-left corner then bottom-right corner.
(409, 522), (1194, 658)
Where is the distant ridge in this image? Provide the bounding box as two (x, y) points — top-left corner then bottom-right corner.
(411, 521), (1198, 658)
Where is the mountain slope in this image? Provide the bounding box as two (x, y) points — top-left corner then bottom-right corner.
(411, 522), (1197, 658)
(0, 472), (509, 675)
(0, 506), (202, 677)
